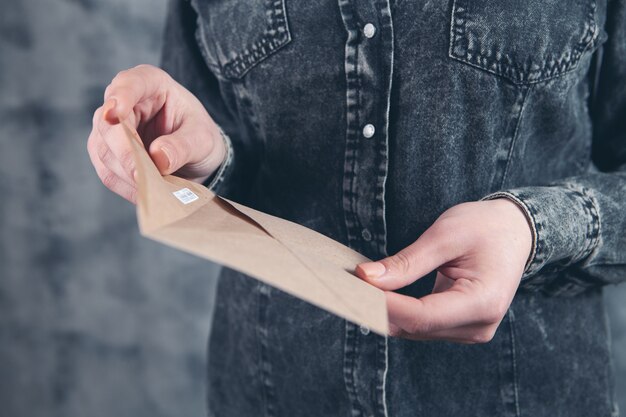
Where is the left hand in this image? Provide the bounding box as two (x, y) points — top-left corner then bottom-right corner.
(355, 198), (533, 343)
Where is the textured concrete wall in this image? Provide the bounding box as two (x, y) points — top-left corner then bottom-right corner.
(0, 1), (624, 416)
(0, 1), (218, 417)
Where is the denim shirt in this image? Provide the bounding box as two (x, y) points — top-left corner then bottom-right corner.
(162, 1), (625, 416)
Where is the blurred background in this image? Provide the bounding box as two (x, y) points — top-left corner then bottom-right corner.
(0, 1), (218, 416)
(0, 1), (624, 416)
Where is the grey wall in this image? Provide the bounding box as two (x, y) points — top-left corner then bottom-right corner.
(0, 1), (218, 416)
(0, 1), (624, 417)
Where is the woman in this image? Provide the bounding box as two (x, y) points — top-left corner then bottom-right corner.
(88, 0), (625, 415)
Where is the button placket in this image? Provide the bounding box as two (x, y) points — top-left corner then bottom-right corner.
(339, 1), (394, 417)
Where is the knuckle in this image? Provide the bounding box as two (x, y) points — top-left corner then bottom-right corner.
(135, 64), (170, 82)
(105, 80), (123, 100)
(407, 310), (434, 336)
(108, 68), (136, 93)
(126, 187), (138, 204)
(428, 219), (459, 252)
(483, 309), (502, 325)
(112, 69), (129, 82)
(103, 85), (119, 102)
(118, 149), (136, 173)
(86, 133), (98, 156)
(407, 320), (424, 336)
(108, 73), (127, 94)
(99, 169), (118, 190)
(470, 328), (496, 344)
(493, 297), (510, 320)
(134, 63), (157, 72)
(96, 143), (113, 164)
(389, 251), (412, 275)
(480, 304), (501, 325)
(432, 215), (455, 234)
(481, 293), (509, 324)
(92, 107), (103, 126)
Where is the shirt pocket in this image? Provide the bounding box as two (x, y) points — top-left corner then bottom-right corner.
(191, 0), (291, 80)
(448, 0), (600, 85)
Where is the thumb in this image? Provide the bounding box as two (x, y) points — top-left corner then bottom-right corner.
(102, 98), (122, 124)
(355, 227), (454, 291)
(148, 134), (192, 175)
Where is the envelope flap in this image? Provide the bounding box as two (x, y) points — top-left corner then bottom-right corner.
(123, 121), (389, 335)
(122, 122), (213, 233)
(217, 199), (388, 334)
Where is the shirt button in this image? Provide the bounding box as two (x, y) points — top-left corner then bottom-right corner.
(363, 23), (376, 39)
(359, 326), (371, 336)
(361, 228), (372, 242)
(362, 123), (375, 138)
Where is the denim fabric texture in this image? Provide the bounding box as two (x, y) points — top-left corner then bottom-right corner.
(161, 1), (626, 416)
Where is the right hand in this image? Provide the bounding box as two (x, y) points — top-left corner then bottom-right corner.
(87, 64), (226, 203)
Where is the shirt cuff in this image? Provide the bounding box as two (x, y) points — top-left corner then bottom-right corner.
(203, 127), (234, 193)
(481, 184), (601, 281)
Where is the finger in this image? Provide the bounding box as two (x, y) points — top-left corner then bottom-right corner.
(98, 121), (138, 181)
(89, 125), (135, 185)
(147, 122), (217, 175)
(427, 322), (500, 344)
(384, 282), (493, 338)
(88, 142), (137, 204)
(390, 320), (498, 344)
(98, 142), (136, 185)
(355, 222), (462, 291)
(148, 132), (193, 175)
(103, 64), (169, 124)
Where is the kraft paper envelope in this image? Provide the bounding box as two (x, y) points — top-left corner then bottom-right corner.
(123, 122), (388, 335)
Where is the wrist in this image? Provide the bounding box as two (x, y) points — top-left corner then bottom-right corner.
(202, 127), (234, 192)
(483, 196), (536, 273)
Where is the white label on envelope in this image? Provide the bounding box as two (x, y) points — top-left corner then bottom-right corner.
(172, 188), (199, 205)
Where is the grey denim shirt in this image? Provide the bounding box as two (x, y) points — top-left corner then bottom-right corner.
(162, 1), (625, 416)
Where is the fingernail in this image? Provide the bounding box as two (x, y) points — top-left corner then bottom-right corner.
(102, 98), (117, 121)
(357, 262), (387, 279)
(156, 146), (172, 172)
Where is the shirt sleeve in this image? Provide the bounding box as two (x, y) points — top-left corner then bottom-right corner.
(482, 0), (626, 295)
(159, 0), (260, 201)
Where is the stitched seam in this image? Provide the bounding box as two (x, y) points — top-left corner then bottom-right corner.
(343, 324), (362, 417)
(500, 86), (531, 189)
(583, 187), (601, 261)
(448, 0), (467, 61)
(340, 0), (364, 249)
(562, 184), (602, 263)
(448, 1), (598, 84)
(509, 309), (521, 417)
(380, 336), (389, 417)
(338, 3), (365, 414)
(222, 0), (291, 79)
(352, 0), (363, 242)
(352, 329), (363, 416)
(257, 284), (275, 417)
(194, 17), (223, 74)
(375, 0), (394, 259)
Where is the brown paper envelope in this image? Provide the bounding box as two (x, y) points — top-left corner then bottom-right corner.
(122, 122), (388, 335)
